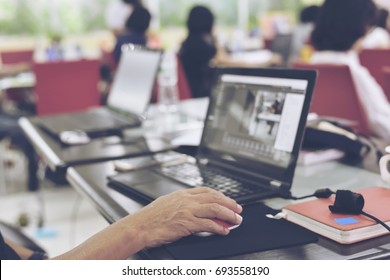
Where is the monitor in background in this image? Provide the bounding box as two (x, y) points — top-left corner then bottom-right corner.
(107, 44), (162, 116)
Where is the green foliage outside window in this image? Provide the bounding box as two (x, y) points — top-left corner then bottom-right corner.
(159, 0), (237, 27)
(0, 0), (323, 36)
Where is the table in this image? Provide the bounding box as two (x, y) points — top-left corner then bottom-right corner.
(18, 100), (206, 174)
(0, 72), (35, 91)
(21, 98), (390, 259)
(66, 159), (390, 260)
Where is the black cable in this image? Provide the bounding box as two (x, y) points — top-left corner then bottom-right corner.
(285, 188), (335, 200)
(361, 211), (390, 232)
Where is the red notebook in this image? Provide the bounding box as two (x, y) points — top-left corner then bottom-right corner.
(282, 187), (390, 244)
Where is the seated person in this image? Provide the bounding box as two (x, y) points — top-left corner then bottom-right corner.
(0, 59), (37, 191)
(113, 6), (151, 64)
(310, 0), (390, 141)
(179, 5), (218, 99)
(0, 187), (242, 260)
(361, 8), (390, 49)
(105, 0), (143, 37)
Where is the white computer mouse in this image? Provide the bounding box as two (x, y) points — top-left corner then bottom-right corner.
(59, 130), (91, 145)
(194, 218), (242, 237)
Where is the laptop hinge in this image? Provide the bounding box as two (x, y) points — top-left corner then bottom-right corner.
(199, 158), (281, 186)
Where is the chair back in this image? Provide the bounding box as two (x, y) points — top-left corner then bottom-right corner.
(359, 48), (390, 91)
(293, 62), (371, 135)
(382, 66), (390, 102)
(176, 55), (192, 100)
(151, 54), (192, 103)
(34, 59), (100, 115)
(0, 49), (34, 65)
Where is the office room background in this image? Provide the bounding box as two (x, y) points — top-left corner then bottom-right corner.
(1, 0), (390, 262)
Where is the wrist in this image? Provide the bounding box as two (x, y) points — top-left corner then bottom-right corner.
(121, 215), (149, 252)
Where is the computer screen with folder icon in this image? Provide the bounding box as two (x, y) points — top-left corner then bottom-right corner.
(108, 67), (317, 204)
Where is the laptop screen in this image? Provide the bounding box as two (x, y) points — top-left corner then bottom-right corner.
(107, 46), (162, 115)
(199, 68), (316, 186)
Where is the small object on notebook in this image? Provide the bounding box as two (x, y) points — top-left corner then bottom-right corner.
(194, 218), (242, 237)
(266, 212), (286, 220)
(59, 130), (91, 145)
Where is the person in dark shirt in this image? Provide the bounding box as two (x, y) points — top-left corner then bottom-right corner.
(113, 6), (151, 64)
(179, 5), (217, 98)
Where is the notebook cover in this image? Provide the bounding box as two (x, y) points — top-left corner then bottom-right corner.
(284, 187), (390, 231)
(165, 203), (318, 260)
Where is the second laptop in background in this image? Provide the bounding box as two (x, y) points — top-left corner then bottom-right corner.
(39, 44), (162, 140)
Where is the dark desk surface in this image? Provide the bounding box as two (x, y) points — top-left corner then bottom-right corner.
(66, 160), (390, 260)
(19, 112), (203, 174)
(20, 98), (390, 259)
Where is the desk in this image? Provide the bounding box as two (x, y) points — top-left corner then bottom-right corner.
(21, 98), (390, 259)
(0, 72), (35, 91)
(212, 50), (282, 68)
(66, 160), (390, 260)
(19, 100), (206, 174)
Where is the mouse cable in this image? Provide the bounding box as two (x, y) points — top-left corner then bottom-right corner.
(361, 211), (390, 232)
(279, 188), (335, 200)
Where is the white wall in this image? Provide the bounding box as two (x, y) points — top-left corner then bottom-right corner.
(374, 0), (390, 10)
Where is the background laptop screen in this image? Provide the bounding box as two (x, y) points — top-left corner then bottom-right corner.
(107, 47), (162, 115)
(200, 71), (312, 184)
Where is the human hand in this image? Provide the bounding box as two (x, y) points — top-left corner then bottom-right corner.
(129, 187), (243, 248)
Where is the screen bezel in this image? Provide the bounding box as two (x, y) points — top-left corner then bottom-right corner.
(107, 44), (163, 116)
(197, 67), (317, 188)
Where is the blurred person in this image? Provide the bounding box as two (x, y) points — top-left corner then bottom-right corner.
(45, 34), (64, 61)
(179, 5), (218, 99)
(0, 187), (243, 260)
(310, 0), (390, 140)
(361, 8), (390, 48)
(0, 54), (38, 192)
(289, 5), (321, 63)
(179, 5), (281, 98)
(113, 6), (151, 64)
(105, 0), (144, 36)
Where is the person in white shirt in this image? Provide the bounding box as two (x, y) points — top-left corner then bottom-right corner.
(362, 8), (390, 48)
(105, 0), (143, 36)
(310, 0), (390, 141)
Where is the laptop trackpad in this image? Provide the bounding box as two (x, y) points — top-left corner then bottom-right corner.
(135, 179), (188, 200)
(113, 170), (188, 200)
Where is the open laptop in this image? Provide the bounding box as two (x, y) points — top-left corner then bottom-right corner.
(39, 44), (163, 139)
(108, 67), (317, 204)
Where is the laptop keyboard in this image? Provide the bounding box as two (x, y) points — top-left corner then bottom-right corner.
(153, 162), (272, 200)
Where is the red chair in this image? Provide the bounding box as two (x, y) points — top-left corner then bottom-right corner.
(293, 62), (371, 135)
(0, 49), (34, 65)
(359, 48), (390, 92)
(151, 55), (192, 103)
(383, 66), (390, 102)
(33, 59), (101, 115)
(176, 55), (192, 100)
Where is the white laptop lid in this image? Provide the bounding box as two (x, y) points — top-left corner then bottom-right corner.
(107, 45), (162, 115)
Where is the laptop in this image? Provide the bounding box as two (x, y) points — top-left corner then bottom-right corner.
(108, 67), (317, 204)
(39, 44), (163, 139)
